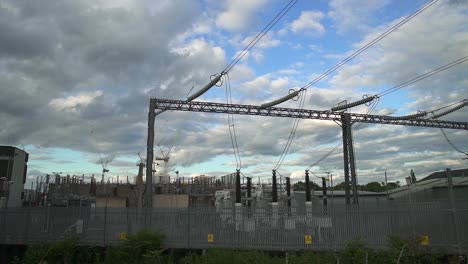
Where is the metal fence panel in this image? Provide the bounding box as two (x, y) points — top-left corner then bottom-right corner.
(0, 201), (467, 253)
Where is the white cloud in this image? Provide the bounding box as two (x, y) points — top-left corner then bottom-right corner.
(329, 0), (468, 113)
(49, 91), (103, 112)
(271, 77), (289, 91)
(290, 10), (325, 35)
(228, 63), (256, 82)
(1, 0), (466, 185)
(215, 0), (268, 32)
(241, 32), (280, 48)
(328, 0), (390, 34)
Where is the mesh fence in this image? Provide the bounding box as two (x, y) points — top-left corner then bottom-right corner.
(0, 201), (466, 253)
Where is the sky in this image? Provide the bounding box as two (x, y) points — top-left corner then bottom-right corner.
(0, 0), (467, 188)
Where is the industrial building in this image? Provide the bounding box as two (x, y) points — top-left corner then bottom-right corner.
(0, 146), (28, 208)
(389, 168), (468, 202)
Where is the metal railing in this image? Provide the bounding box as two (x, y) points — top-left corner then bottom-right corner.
(1, 201), (467, 253)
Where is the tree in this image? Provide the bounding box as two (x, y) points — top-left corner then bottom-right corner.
(362, 182), (385, 192)
(293, 181), (321, 191)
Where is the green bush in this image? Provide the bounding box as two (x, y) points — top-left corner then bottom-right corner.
(104, 230), (166, 264)
(288, 251), (338, 264)
(180, 249), (282, 264)
(15, 233), (459, 264)
(15, 237), (102, 264)
(16, 230), (166, 264)
(340, 238), (370, 264)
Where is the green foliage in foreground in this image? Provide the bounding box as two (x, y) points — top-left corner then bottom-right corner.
(14, 233), (462, 264)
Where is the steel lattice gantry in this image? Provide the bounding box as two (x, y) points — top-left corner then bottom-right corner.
(145, 98), (468, 207)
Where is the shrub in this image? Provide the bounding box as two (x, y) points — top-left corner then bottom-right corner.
(104, 229), (165, 264)
(288, 251), (338, 264)
(16, 237), (102, 264)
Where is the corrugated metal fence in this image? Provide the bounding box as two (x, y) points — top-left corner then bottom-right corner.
(0, 201), (467, 253)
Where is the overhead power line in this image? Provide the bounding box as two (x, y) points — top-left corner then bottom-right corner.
(308, 98), (468, 170)
(222, 0), (298, 74)
(301, 0), (440, 91)
(260, 88), (305, 109)
(225, 73), (242, 170)
(331, 56), (468, 112)
(269, 0), (439, 170)
(273, 89), (307, 171)
(430, 99), (468, 156)
(306, 99), (379, 170)
(430, 99), (468, 119)
(183, 0), (298, 104)
(377, 56), (468, 97)
(438, 128), (468, 156)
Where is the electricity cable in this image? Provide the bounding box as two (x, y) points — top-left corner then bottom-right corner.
(273, 89), (307, 171)
(430, 99), (468, 119)
(332, 56), (468, 112)
(377, 56), (468, 97)
(271, 1), (439, 169)
(438, 127), (468, 156)
(222, 0), (298, 74)
(183, 0), (298, 104)
(306, 99), (379, 170)
(225, 73), (242, 170)
(301, 0), (440, 91)
(429, 101), (468, 156)
(430, 98), (467, 113)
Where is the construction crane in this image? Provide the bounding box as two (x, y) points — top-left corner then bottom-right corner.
(156, 145), (172, 166)
(154, 145), (173, 183)
(100, 157), (110, 184)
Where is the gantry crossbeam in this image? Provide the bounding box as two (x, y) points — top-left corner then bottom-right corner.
(151, 98), (468, 130)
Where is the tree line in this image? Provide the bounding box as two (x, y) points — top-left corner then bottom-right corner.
(293, 180), (400, 193)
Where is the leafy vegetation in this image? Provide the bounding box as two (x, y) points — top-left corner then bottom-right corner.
(293, 180), (400, 192)
(13, 233), (461, 264)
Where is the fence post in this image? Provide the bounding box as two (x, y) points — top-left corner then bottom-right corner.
(186, 206), (190, 249)
(1, 208), (7, 243)
(24, 207), (31, 241)
(446, 168), (461, 255)
(103, 203), (107, 245)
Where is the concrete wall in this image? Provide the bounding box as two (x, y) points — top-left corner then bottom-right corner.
(96, 197), (127, 208)
(153, 194), (189, 208)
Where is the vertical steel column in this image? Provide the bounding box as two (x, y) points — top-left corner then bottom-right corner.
(272, 170), (278, 203)
(235, 169), (241, 204)
(322, 177), (327, 214)
(286, 177), (291, 216)
(246, 177), (252, 207)
(341, 114), (351, 205)
(305, 170), (311, 202)
(286, 177), (291, 207)
(146, 98), (155, 208)
(345, 113), (359, 204)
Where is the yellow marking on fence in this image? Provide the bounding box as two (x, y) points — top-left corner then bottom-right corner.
(420, 235), (429, 246)
(120, 232), (127, 241)
(304, 235), (312, 244)
(208, 233), (214, 243)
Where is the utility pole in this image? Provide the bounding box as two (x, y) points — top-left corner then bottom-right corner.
(146, 99), (156, 209)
